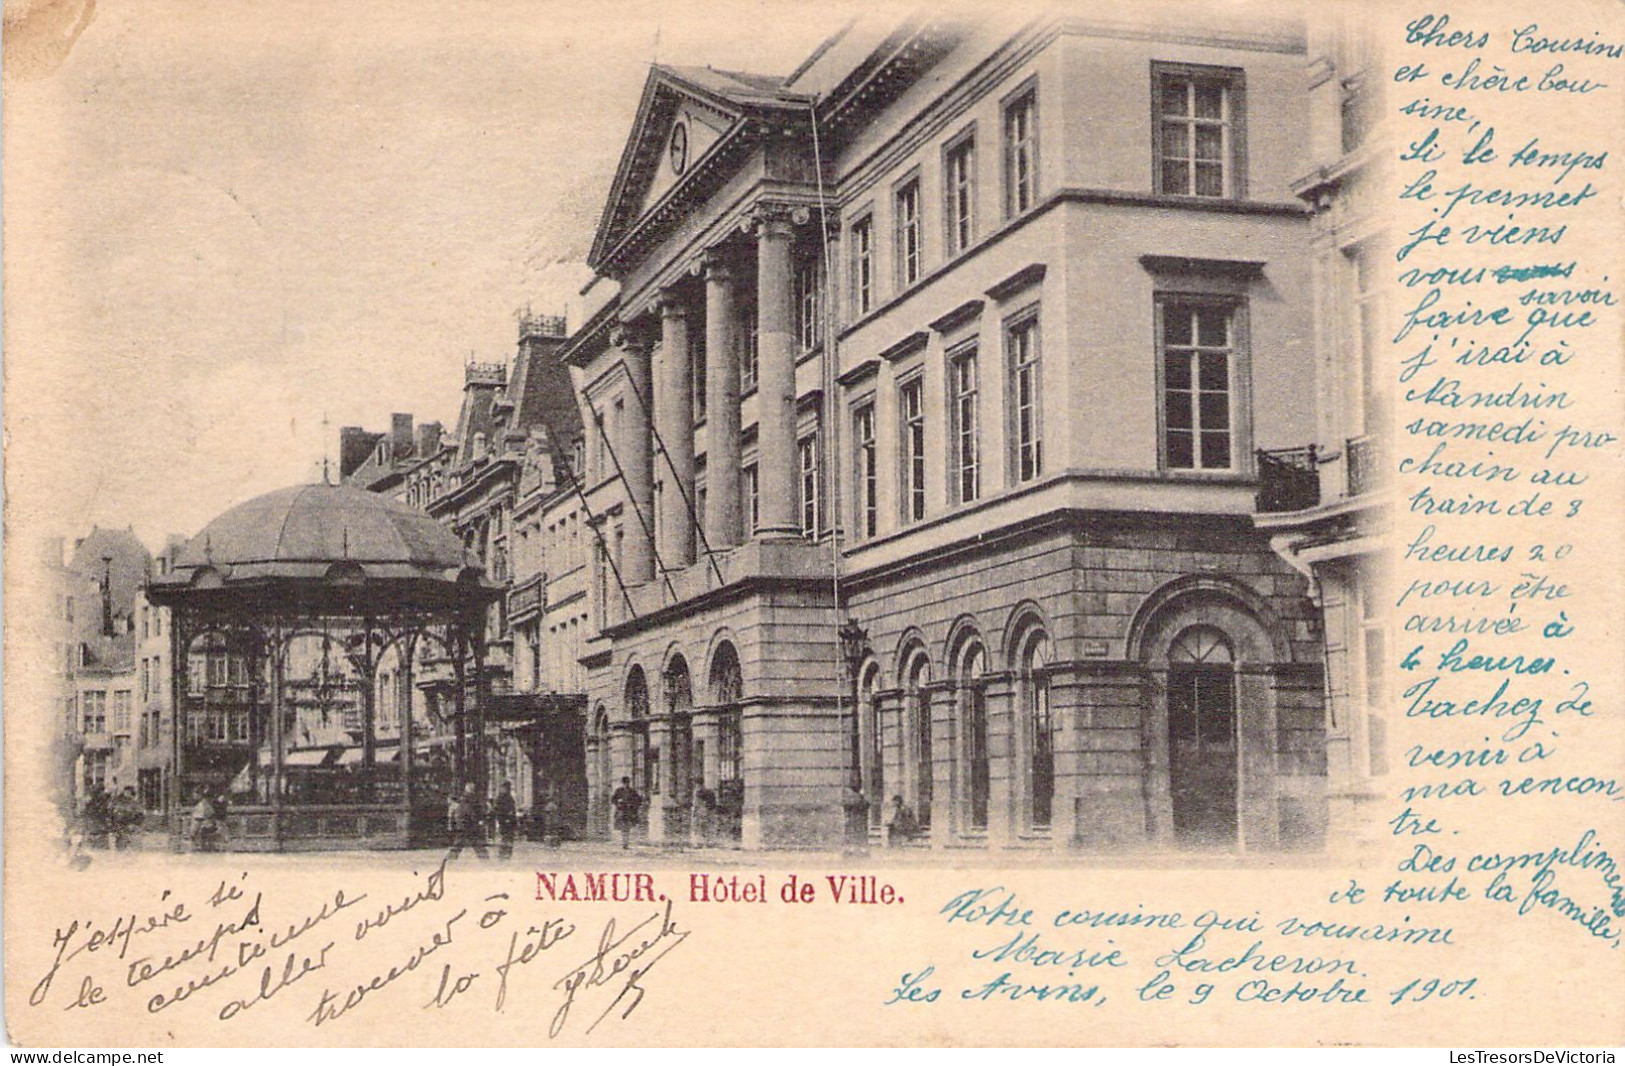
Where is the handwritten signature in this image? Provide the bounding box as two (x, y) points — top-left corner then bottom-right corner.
(550, 899), (690, 1038)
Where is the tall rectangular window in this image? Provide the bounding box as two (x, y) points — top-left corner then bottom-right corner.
(895, 179), (922, 288)
(1007, 314), (1043, 482)
(798, 432), (820, 539)
(1349, 245), (1385, 435)
(83, 691), (106, 733)
(1155, 65), (1244, 198)
(742, 463), (759, 535)
(114, 690), (131, 732)
(1160, 300), (1236, 470)
(851, 215), (874, 315)
(651, 480), (662, 553)
(693, 331), (710, 419)
(1003, 87), (1038, 217)
(944, 134), (976, 255)
(853, 403), (877, 539)
(899, 377), (926, 524)
(733, 298), (756, 395)
(795, 257), (822, 353)
(949, 346), (980, 504)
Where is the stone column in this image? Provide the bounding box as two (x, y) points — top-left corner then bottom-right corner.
(657, 294), (696, 569)
(615, 323), (655, 585)
(703, 251), (742, 548)
(982, 672), (1016, 847)
(926, 679), (956, 848)
(753, 203), (802, 538)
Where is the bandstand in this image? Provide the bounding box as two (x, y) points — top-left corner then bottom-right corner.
(146, 483), (502, 851)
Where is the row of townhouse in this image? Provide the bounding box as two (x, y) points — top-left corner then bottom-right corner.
(49, 528), (186, 825)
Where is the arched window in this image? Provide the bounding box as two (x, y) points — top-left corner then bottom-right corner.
(903, 646), (933, 831)
(710, 642), (743, 706)
(663, 655), (693, 715)
(956, 638), (989, 832)
(1016, 623), (1053, 829)
(625, 667), (652, 798)
(709, 643), (744, 790)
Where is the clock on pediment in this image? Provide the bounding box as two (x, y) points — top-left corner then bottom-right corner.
(669, 120), (689, 176)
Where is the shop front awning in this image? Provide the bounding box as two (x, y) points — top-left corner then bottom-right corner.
(486, 692), (588, 722)
(336, 743), (401, 766)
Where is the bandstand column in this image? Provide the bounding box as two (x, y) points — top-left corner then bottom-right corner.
(401, 631), (417, 828)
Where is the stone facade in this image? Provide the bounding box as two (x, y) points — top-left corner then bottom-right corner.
(555, 11), (1333, 854)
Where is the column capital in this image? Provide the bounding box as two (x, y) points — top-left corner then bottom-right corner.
(609, 320), (650, 355)
(699, 246), (737, 281)
(657, 291), (691, 320)
(744, 200), (810, 238)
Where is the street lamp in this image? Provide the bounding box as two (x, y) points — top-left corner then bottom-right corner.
(837, 618), (870, 854)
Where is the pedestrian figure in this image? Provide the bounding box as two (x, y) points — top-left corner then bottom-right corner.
(611, 776), (642, 850)
(540, 787), (562, 848)
(693, 787), (718, 847)
(190, 794), (220, 853)
(448, 782), (489, 860)
(885, 795), (917, 848)
(83, 788), (112, 849)
(111, 786), (143, 851)
(492, 780), (518, 860)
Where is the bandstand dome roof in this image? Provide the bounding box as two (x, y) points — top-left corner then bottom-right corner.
(147, 483), (498, 612)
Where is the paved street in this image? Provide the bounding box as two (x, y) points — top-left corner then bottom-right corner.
(77, 830), (1344, 871)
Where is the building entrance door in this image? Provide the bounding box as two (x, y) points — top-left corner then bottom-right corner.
(1167, 626), (1238, 846)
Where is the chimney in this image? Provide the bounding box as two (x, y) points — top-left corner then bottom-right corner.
(416, 421), (443, 457)
(339, 426), (380, 479)
(390, 413), (414, 460)
(101, 555), (115, 637)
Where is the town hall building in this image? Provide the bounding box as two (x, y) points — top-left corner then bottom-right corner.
(561, 9), (1332, 853)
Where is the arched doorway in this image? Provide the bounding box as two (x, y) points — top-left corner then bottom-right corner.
(1167, 625), (1238, 846)
(900, 644), (932, 835)
(1012, 620), (1054, 832)
(625, 667), (652, 838)
(858, 661), (883, 830)
(663, 654), (694, 841)
(592, 705), (611, 838)
(953, 636), (989, 835)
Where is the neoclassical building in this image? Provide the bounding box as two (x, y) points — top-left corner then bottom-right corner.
(562, 9), (1331, 853)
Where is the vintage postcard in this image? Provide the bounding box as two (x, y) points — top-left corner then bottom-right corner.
(4, 0), (1622, 1049)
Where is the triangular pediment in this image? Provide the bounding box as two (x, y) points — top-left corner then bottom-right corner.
(589, 64), (795, 273)
(636, 97), (730, 218)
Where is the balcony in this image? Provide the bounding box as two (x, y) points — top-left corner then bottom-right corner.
(508, 574), (545, 622)
(80, 731), (114, 751)
(184, 708), (252, 747)
(1346, 434), (1386, 496)
(1255, 447), (1321, 514)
